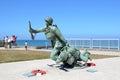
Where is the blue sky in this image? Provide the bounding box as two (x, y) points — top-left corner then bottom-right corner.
(0, 0), (120, 40)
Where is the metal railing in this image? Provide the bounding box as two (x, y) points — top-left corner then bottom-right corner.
(67, 38), (120, 50)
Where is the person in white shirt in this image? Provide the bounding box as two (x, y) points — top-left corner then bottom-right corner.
(8, 38), (12, 48)
(4, 36), (8, 48)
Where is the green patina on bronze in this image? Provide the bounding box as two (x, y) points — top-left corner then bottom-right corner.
(29, 17), (92, 68)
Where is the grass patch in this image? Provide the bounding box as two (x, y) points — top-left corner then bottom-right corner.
(0, 50), (118, 63)
(0, 41), (3, 47)
(0, 50), (50, 63)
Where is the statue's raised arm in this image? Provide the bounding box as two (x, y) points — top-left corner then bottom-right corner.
(29, 20), (46, 40)
(29, 21), (35, 40)
(29, 21), (46, 34)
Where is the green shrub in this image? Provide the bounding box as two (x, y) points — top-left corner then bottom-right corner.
(0, 41), (3, 47)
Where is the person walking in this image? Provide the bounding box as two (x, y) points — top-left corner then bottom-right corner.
(4, 36), (8, 48)
(25, 41), (28, 51)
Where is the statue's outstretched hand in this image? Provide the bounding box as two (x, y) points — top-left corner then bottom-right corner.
(29, 28), (33, 33)
(29, 27), (37, 33)
(29, 21), (37, 33)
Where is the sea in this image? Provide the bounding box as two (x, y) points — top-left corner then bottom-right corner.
(15, 39), (120, 50)
(16, 40), (51, 47)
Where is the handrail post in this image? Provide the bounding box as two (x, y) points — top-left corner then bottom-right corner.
(118, 39), (119, 50)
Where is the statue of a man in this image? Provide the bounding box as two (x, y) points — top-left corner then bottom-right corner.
(29, 17), (92, 68)
(29, 17), (67, 61)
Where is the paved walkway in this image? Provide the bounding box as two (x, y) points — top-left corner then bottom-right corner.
(0, 47), (120, 80)
(87, 50), (120, 56)
(0, 47), (51, 51)
(0, 57), (120, 80)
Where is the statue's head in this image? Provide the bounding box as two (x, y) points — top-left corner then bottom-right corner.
(45, 17), (53, 25)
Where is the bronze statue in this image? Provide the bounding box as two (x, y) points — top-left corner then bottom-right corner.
(29, 17), (92, 68)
